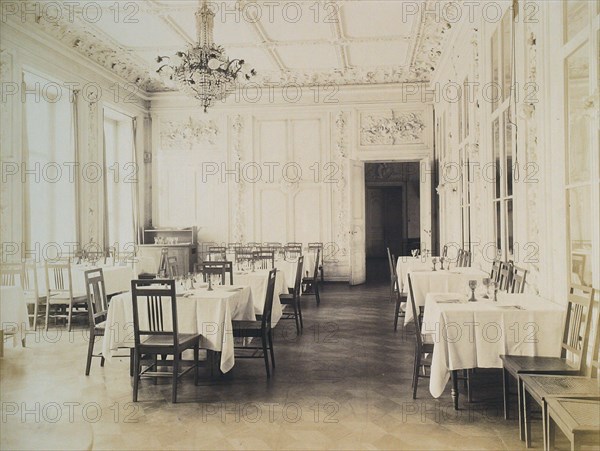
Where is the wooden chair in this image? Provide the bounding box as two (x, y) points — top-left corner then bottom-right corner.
(234, 247), (254, 269)
(521, 304), (599, 449)
(498, 261), (514, 291)
(253, 250), (274, 269)
(387, 248), (406, 331)
(44, 259), (88, 331)
(232, 269), (276, 378)
(490, 259), (502, 284)
(500, 284), (595, 440)
(23, 261), (45, 330)
(546, 398), (600, 451)
(198, 261), (228, 285)
(207, 246), (227, 261)
(456, 249), (465, 267)
(279, 256), (304, 334)
(284, 243), (303, 260)
(302, 249), (321, 306)
(462, 250), (472, 267)
(131, 279), (201, 403)
(387, 247), (398, 304)
(84, 269), (108, 375)
(1, 263), (24, 286)
(407, 273), (433, 399)
(510, 266), (528, 294)
(167, 256), (178, 278)
(308, 242), (324, 282)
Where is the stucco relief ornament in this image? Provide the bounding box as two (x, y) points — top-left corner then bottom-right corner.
(160, 117), (219, 150)
(361, 111), (425, 145)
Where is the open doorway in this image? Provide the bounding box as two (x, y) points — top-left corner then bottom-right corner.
(365, 162), (421, 282)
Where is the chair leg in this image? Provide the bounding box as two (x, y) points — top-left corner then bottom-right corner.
(129, 348), (134, 377)
(503, 368), (510, 420)
(394, 297), (401, 331)
(315, 283), (320, 306)
(45, 302), (51, 331)
(85, 330), (95, 375)
(297, 298), (303, 330)
(268, 330), (275, 369)
(412, 352), (421, 399)
(194, 343), (199, 385)
(292, 301), (300, 335)
(518, 376), (526, 441)
(132, 350), (140, 402)
(67, 302), (73, 332)
(523, 382), (532, 447)
(261, 333), (270, 378)
(547, 412), (555, 451)
(32, 299), (39, 331)
(172, 354), (179, 403)
(541, 400), (548, 451)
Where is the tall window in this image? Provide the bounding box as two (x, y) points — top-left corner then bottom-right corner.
(103, 108), (135, 253)
(562, 1), (599, 288)
(23, 72), (76, 255)
(459, 77), (472, 250)
(490, 12), (515, 260)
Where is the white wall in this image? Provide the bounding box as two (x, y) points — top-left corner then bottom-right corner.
(149, 88), (434, 280)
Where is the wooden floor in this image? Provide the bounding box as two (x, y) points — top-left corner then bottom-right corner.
(0, 281), (579, 450)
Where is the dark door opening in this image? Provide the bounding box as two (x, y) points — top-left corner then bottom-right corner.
(365, 162), (421, 282)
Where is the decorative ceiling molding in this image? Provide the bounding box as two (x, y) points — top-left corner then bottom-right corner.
(8, 0), (454, 92)
(160, 116), (219, 150)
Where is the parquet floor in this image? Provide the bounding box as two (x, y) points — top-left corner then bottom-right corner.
(1, 281), (573, 450)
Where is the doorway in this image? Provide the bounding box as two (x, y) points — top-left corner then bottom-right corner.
(365, 162), (421, 282)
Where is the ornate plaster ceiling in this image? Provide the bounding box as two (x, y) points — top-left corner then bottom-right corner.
(11, 0), (454, 92)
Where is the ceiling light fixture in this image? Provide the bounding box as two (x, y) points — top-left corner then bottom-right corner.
(156, 0), (255, 112)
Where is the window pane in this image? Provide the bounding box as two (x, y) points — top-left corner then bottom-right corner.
(565, 1), (588, 43)
(505, 199), (514, 257)
(491, 30), (499, 111)
(567, 186), (592, 286)
(504, 109), (513, 196)
(24, 72), (76, 252)
(566, 44), (590, 184)
(495, 201), (502, 253)
(502, 12), (512, 101)
(492, 118), (501, 198)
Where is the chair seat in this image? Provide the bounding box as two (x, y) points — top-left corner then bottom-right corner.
(95, 321), (106, 330)
(232, 320), (262, 331)
(279, 294), (294, 305)
(521, 374), (600, 399)
(47, 294), (88, 304)
(302, 276), (316, 283)
(140, 333), (200, 348)
(500, 355), (579, 375)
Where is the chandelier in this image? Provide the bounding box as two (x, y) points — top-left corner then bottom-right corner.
(156, 0), (255, 112)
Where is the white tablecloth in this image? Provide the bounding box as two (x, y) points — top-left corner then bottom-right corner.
(422, 292), (565, 398)
(274, 253), (315, 290)
(102, 285), (256, 373)
(38, 264), (133, 296)
(234, 270), (286, 324)
(0, 286), (29, 345)
(396, 256), (441, 291)
(404, 267), (489, 325)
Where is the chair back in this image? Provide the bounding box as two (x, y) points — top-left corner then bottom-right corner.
(260, 269), (277, 330)
(23, 261), (40, 299)
(131, 279), (179, 348)
(561, 285), (595, 372)
(407, 274), (423, 350)
(253, 250), (275, 269)
(45, 259), (74, 300)
(456, 249), (465, 267)
(284, 243), (302, 260)
(235, 247), (254, 262)
(510, 266), (528, 293)
(498, 261), (513, 291)
(0, 263), (25, 287)
(208, 246), (227, 261)
(585, 307), (600, 378)
(386, 248), (396, 279)
(167, 256), (178, 278)
(292, 256), (304, 299)
(462, 250), (472, 267)
(311, 249), (320, 280)
(198, 261), (229, 285)
(490, 259), (502, 284)
(308, 242), (323, 264)
(84, 268), (108, 327)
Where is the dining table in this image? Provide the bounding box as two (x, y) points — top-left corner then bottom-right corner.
(233, 269), (286, 324)
(273, 253), (315, 290)
(0, 285), (30, 349)
(38, 263), (133, 297)
(421, 291), (565, 409)
(404, 266), (490, 325)
(396, 255), (441, 290)
(102, 284), (256, 373)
